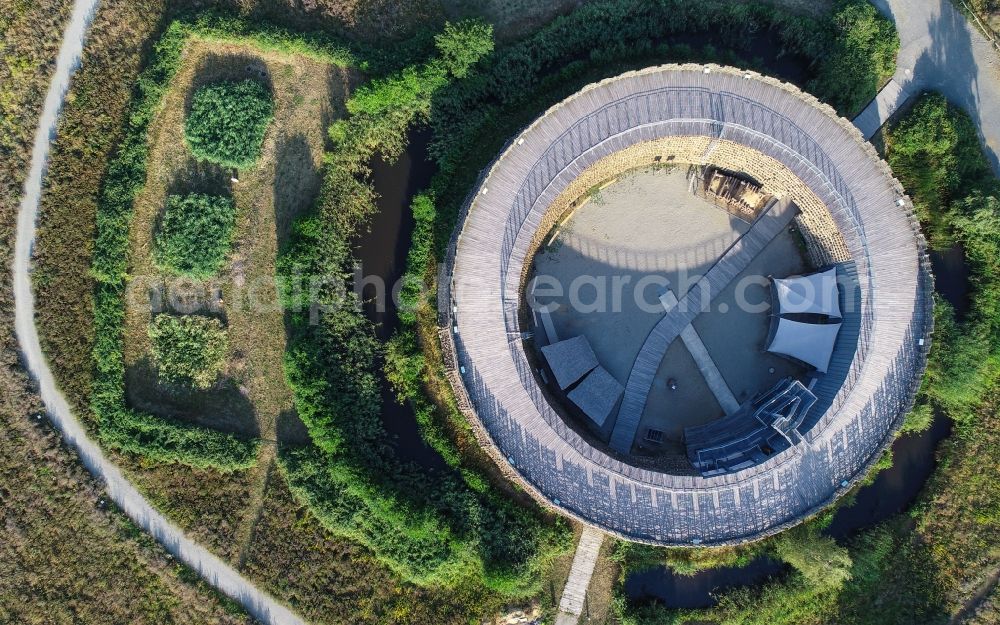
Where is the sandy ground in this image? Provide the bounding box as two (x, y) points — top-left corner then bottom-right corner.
(636, 337), (725, 445)
(533, 167), (813, 450)
(533, 167), (747, 384)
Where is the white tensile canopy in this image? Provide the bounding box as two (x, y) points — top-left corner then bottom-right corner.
(773, 267), (841, 318)
(766, 318), (842, 373)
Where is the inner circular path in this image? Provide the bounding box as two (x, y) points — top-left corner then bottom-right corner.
(444, 65), (933, 545)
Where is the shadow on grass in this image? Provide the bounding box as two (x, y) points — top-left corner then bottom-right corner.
(125, 355), (261, 439)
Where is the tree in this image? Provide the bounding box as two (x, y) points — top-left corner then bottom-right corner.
(149, 314), (229, 389)
(809, 0), (899, 117)
(775, 528), (853, 591)
(889, 96), (985, 212)
(434, 20), (494, 79)
(154, 193), (236, 278)
(184, 79), (274, 168)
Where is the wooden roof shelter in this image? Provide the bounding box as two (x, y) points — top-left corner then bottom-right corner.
(540, 336), (599, 389)
(698, 167), (772, 222)
(442, 65), (933, 546)
(568, 366), (625, 427)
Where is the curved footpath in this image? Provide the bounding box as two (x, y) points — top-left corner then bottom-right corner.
(12, 1), (306, 624)
(861, 0), (1000, 173)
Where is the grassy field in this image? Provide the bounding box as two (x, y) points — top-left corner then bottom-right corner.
(914, 395), (1000, 617)
(122, 38), (348, 443)
(29, 8), (564, 622)
(240, 471), (514, 624)
(114, 35), (350, 555)
(0, 0), (257, 621)
(0, 399), (257, 624)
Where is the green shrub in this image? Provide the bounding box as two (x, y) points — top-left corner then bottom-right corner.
(888, 94), (1000, 419)
(276, 19), (570, 595)
(610, 541), (762, 578)
(154, 193), (236, 278)
(807, 0), (899, 117)
(149, 314), (229, 389)
(279, 446), (477, 587)
(433, 19), (494, 78)
(775, 528), (853, 591)
(886, 93), (994, 246)
(184, 79), (274, 168)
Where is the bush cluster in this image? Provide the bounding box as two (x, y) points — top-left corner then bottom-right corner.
(184, 79), (274, 169)
(90, 12), (367, 470)
(426, 0), (896, 193)
(887, 93), (995, 246)
(276, 19), (570, 594)
(154, 193), (236, 278)
(149, 314), (229, 389)
(887, 94), (1000, 421)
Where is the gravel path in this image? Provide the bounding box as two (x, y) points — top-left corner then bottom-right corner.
(861, 0), (1000, 172)
(12, 1), (306, 623)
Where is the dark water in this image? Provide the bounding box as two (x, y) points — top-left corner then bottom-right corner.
(359, 129), (434, 339)
(825, 415), (953, 539)
(930, 244), (971, 320)
(626, 417), (952, 607)
(354, 129), (443, 468)
(625, 558), (788, 608)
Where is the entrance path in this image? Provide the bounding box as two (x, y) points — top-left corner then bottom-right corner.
(855, 0), (1000, 173)
(555, 527), (605, 625)
(659, 289), (741, 415)
(12, 1), (306, 623)
(609, 199), (798, 454)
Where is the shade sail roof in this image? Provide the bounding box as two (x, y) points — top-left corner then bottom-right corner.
(773, 267), (841, 318)
(568, 366), (624, 427)
(766, 318), (842, 373)
(540, 335), (599, 389)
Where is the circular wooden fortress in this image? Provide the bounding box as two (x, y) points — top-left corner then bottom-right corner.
(441, 65), (933, 545)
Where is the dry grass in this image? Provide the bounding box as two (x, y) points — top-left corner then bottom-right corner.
(581, 538), (620, 625)
(113, 35), (353, 563)
(120, 456), (259, 560)
(239, 471), (510, 625)
(958, 579), (1000, 625)
(31, 0), (176, 422)
(0, 1), (256, 621)
(0, 404), (257, 624)
(123, 38), (350, 443)
(539, 526), (619, 624)
(917, 389), (1000, 616)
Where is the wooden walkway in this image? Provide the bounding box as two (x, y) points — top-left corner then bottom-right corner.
(446, 65), (933, 545)
(853, 78), (910, 139)
(680, 325), (741, 416)
(609, 200), (798, 453)
(555, 528), (605, 625)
